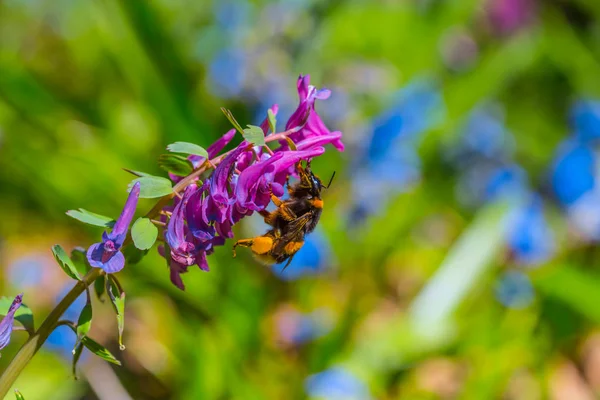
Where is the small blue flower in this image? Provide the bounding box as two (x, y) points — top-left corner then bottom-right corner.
(273, 230), (331, 280)
(46, 289), (86, 358)
(276, 308), (333, 345)
(456, 162), (528, 207)
(461, 103), (513, 160)
(349, 78), (444, 223)
(571, 99), (600, 143)
(305, 367), (371, 400)
(367, 79), (444, 162)
(87, 182), (140, 273)
(507, 195), (554, 266)
(495, 271), (534, 309)
(551, 140), (595, 207)
(207, 49), (247, 98)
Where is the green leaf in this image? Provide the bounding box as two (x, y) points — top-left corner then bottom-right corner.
(129, 176), (173, 198)
(243, 125), (266, 146)
(107, 277), (126, 350)
(14, 389), (24, 400)
(267, 108), (277, 133)
(65, 209), (115, 228)
(81, 336), (121, 366)
(51, 245), (81, 281)
(115, 292), (126, 350)
(158, 153), (194, 176)
(534, 265), (600, 323)
(166, 142), (209, 158)
(0, 297), (34, 334)
(122, 168), (151, 177)
(123, 245), (149, 265)
(131, 218), (158, 250)
(95, 276), (106, 302)
(76, 296), (93, 339)
(220, 107), (244, 134)
(71, 247), (90, 276)
(72, 343), (84, 380)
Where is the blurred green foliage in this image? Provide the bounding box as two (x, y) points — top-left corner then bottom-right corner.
(2, 0), (600, 399)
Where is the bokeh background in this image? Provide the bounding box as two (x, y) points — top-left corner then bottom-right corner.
(1, 0), (600, 398)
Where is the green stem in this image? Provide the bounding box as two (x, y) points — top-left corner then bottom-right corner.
(0, 268), (104, 397)
(0, 127), (298, 394)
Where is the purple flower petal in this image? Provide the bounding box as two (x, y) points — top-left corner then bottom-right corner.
(166, 186), (194, 251)
(101, 251), (126, 274)
(286, 75), (332, 132)
(197, 251), (210, 272)
(297, 75), (310, 100)
(111, 182), (140, 240)
(169, 260), (187, 291)
(207, 129), (237, 158)
(236, 153), (284, 210)
(87, 243), (126, 273)
(210, 143), (248, 206)
(296, 131), (344, 151)
(0, 293), (23, 351)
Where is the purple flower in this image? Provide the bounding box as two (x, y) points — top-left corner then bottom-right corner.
(166, 186), (208, 290)
(486, 0), (536, 36)
(87, 182), (140, 273)
(236, 148), (325, 211)
(158, 75), (344, 289)
(190, 129), (237, 169)
(285, 75), (344, 152)
(0, 294), (23, 354)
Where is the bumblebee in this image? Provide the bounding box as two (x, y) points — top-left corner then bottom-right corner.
(233, 161), (334, 268)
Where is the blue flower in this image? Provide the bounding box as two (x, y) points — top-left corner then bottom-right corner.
(571, 99), (600, 143)
(551, 140), (595, 207)
(272, 230), (331, 280)
(275, 307), (333, 345)
(305, 367), (371, 400)
(506, 195), (554, 266)
(495, 271), (534, 309)
(460, 103), (513, 160)
(456, 162), (528, 207)
(46, 289), (86, 358)
(349, 78), (444, 223)
(367, 79), (444, 162)
(207, 49), (247, 98)
(87, 182), (140, 273)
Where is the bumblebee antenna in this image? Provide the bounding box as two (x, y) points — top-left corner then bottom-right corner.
(324, 171), (336, 189)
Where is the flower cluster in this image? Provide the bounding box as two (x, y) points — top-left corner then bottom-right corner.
(163, 75), (344, 289)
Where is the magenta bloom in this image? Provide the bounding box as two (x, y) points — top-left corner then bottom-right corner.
(87, 182), (140, 273)
(285, 75), (344, 152)
(165, 186), (209, 290)
(159, 75), (345, 290)
(190, 129), (237, 168)
(0, 294), (23, 354)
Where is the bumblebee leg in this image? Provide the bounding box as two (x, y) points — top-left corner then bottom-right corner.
(232, 236), (274, 257)
(232, 238), (253, 258)
(258, 209), (274, 225)
(270, 193), (283, 207)
(258, 209), (270, 218)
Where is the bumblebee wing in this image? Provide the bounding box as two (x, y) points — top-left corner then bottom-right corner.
(273, 212), (311, 254)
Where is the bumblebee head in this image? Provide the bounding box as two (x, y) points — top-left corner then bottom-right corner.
(299, 162), (335, 200)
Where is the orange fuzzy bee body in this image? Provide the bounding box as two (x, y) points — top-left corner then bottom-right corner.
(232, 162), (334, 269)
